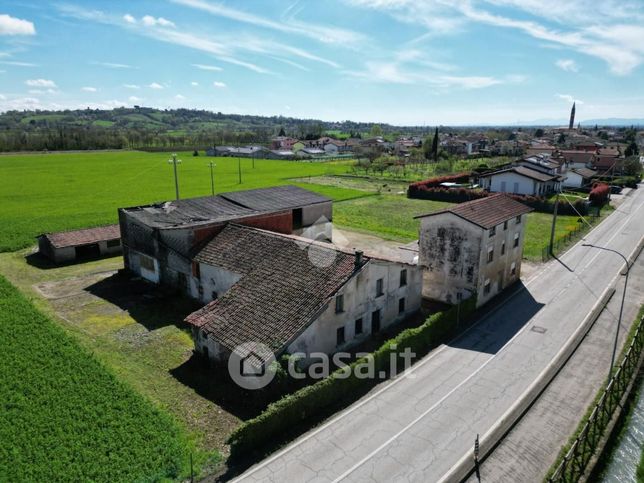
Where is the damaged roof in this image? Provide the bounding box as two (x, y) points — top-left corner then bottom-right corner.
(186, 224), (365, 355)
(39, 224), (120, 249)
(415, 193), (533, 229)
(219, 185), (330, 211)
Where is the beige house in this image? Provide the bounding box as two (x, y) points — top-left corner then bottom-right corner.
(185, 224), (422, 367)
(416, 194), (533, 307)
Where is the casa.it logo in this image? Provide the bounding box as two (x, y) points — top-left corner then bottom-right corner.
(228, 342), (276, 390)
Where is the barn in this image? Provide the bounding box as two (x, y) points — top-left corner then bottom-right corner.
(37, 224), (122, 264)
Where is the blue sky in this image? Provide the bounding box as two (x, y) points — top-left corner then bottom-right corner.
(0, 0), (643, 124)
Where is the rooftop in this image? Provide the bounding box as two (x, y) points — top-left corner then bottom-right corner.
(415, 193), (533, 229)
(218, 185), (330, 212)
(40, 224), (120, 248)
(186, 224), (364, 354)
(479, 166), (559, 182)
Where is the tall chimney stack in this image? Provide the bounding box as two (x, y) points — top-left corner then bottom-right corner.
(354, 250), (364, 270)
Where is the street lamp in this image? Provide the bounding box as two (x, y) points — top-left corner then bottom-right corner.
(581, 243), (630, 377)
(168, 153), (182, 200)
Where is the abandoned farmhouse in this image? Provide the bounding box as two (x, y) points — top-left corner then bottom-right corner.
(37, 224), (122, 264)
(416, 194), (533, 307)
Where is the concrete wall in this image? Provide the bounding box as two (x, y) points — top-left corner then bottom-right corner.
(562, 171), (584, 188)
(51, 246), (76, 264)
(475, 214), (526, 307)
(487, 172), (540, 195)
(286, 260), (422, 365)
(191, 262), (242, 302)
(418, 212), (482, 304)
(127, 248), (160, 283)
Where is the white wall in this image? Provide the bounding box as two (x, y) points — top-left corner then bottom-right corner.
(562, 171), (583, 188)
(191, 262), (242, 303)
(488, 172), (539, 195)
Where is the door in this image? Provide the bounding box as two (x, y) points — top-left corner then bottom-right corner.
(500, 181), (506, 192)
(371, 309), (381, 333)
(75, 243), (100, 260)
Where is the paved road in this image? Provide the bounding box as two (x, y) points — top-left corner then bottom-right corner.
(234, 187), (644, 483)
(465, 253), (644, 482)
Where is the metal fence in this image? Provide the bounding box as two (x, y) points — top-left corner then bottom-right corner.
(541, 216), (599, 262)
(548, 314), (644, 482)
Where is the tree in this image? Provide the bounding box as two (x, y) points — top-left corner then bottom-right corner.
(431, 127), (439, 162)
(423, 134), (433, 160)
(534, 128), (544, 138)
(278, 126), (286, 136)
(369, 124), (383, 138)
(623, 156), (642, 176)
(625, 141), (639, 157)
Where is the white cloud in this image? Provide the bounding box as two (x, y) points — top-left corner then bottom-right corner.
(0, 14), (35, 35)
(556, 93), (583, 104)
(148, 82), (164, 89)
(28, 89), (57, 94)
(0, 60), (37, 67)
(190, 81), (199, 86)
(81, 86), (98, 92)
(123, 14), (136, 24)
(92, 61), (133, 69)
(555, 59), (579, 72)
(191, 63), (222, 71)
(175, 94), (186, 100)
(128, 96), (143, 102)
(141, 15), (176, 28)
(25, 79), (57, 88)
(123, 83), (140, 89)
(213, 81), (226, 88)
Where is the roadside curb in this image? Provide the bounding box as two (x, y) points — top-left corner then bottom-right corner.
(441, 236), (644, 483)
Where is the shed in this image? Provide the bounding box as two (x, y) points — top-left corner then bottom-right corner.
(37, 224), (122, 264)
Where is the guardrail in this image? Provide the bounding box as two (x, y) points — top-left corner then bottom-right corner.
(541, 215), (599, 262)
(547, 314), (644, 482)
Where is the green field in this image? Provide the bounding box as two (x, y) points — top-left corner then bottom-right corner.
(0, 151), (364, 252)
(334, 195), (597, 261)
(0, 274), (194, 482)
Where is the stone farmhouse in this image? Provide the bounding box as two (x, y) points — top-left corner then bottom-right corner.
(185, 224), (422, 366)
(118, 186), (332, 293)
(416, 194), (533, 307)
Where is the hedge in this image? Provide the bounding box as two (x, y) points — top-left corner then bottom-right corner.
(589, 182), (610, 206)
(227, 297), (477, 456)
(407, 186), (589, 216)
(408, 172), (472, 193)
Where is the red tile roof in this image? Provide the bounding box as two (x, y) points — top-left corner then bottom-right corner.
(40, 224), (121, 249)
(415, 194), (533, 229)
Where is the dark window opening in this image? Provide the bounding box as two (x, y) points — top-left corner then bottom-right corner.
(355, 318), (363, 335)
(336, 327), (345, 346)
(293, 208), (303, 230)
(400, 269), (407, 287)
(335, 294), (344, 313)
(376, 278), (384, 297)
(372, 309), (381, 333)
(398, 298), (406, 314)
(75, 243), (100, 260)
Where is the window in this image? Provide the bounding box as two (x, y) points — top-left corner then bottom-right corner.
(513, 182), (520, 194)
(487, 246), (494, 263)
(400, 269), (407, 287)
(398, 298), (406, 314)
(191, 261), (200, 278)
(516, 215), (522, 224)
(376, 278), (384, 297)
(211, 291), (218, 301)
(355, 318), (363, 335)
(336, 326), (345, 346)
(106, 239), (120, 248)
(335, 294), (344, 313)
(501, 241), (506, 255)
(371, 309), (381, 332)
(139, 254), (155, 272)
(484, 279), (491, 295)
(503, 220), (508, 231)
(511, 262), (517, 276)
(292, 208), (303, 230)
(489, 226), (496, 237)
(514, 232), (520, 248)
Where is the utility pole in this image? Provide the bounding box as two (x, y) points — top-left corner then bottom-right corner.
(474, 433), (481, 482)
(238, 156), (242, 184)
(167, 153), (182, 200)
(207, 161), (216, 196)
(549, 193), (559, 256)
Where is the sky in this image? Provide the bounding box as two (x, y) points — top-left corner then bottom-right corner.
(0, 0), (643, 125)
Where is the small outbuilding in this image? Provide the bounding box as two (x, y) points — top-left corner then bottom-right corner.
(37, 224), (122, 264)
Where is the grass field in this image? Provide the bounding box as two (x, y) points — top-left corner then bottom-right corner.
(0, 151), (365, 252)
(0, 274), (196, 482)
(333, 195), (600, 261)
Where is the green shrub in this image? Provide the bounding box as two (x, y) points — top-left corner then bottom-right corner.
(227, 296), (477, 456)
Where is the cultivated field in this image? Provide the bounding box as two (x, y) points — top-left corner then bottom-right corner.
(0, 151), (364, 252)
(0, 274), (195, 481)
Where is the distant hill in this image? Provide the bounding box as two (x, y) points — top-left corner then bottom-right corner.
(513, 117), (644, 127)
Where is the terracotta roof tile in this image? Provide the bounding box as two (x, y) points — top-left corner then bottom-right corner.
(41, 224), (120, 249)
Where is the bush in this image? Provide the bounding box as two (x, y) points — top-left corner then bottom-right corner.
(227, 297), (477, 456)
(589, 183), (610, 206)
(408, 172), (472, 194)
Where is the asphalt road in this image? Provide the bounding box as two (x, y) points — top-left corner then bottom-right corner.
(234, 187), (644, 483)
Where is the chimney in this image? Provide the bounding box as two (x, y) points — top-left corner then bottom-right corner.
(354, 250), (364, 271)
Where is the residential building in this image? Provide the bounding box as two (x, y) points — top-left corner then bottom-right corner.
(266, 150), (295, 160)
(271, 136), (298, 150)
(37, 224), (122, 264)
(185, 224), (422, 366)
(478, 166), (563, 196)
(562, 167), (597, 189)
(118, 186), (332, 292)
(559, 150), (595, 169)
(416, 194), (533, 307)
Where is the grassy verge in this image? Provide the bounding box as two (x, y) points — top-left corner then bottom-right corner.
(0, 274), (199, 481)
(0, 150), (363, 252)
(333, 195), (604, 261)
